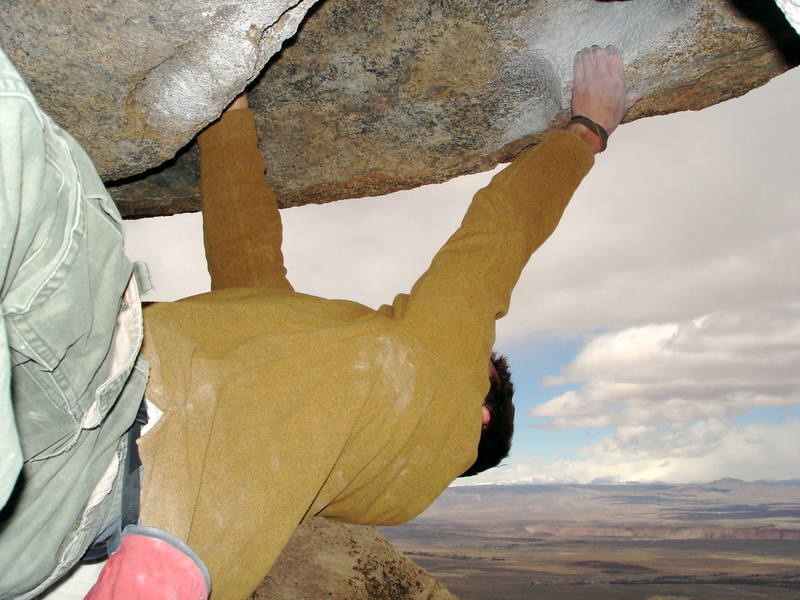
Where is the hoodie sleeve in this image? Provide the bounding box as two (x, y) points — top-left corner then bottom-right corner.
(396, 130), (595, 383)
(197, 108), (293, 291)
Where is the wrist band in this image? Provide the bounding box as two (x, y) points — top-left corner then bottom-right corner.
(569, 115), (609, 152)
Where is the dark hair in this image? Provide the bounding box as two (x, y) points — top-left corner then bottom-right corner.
(459, 352), (515, 477)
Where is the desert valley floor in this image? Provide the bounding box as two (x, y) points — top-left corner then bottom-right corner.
(381, 480), (800, 600)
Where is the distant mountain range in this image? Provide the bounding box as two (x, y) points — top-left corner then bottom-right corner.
(452, 477), (800, 488)
(406, 478), (800, 541)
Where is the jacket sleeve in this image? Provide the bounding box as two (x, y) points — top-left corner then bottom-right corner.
(395, 130), (595, 381)
(0, 88), (26, 509)
(197, 108), (293, 291)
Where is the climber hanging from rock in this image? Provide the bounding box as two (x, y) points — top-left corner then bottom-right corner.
(0, 44), (639, 600)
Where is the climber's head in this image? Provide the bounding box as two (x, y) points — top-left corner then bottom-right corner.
(460, 352), (515, 477)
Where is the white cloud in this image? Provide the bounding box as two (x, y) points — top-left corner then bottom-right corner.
(459, 420), (800, 485)
(530, 304), (800, 430)
(493, 302), (800, 486)
(569, 419), (800, 483)
(123, 212), (210, 301)
(496, 67), (800, 342)
(279, 177), (477, 309)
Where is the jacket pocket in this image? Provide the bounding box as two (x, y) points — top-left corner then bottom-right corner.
(6, 137), (137, 458)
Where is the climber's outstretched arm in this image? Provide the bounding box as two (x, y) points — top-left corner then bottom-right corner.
(393, 46), (640, 373)
(198, 93), (294, 291)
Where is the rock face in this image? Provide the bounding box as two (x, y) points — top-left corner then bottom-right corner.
(0, 0), (320, 180)
(3, 0), (799, 217)
(250, 517), (458, 600)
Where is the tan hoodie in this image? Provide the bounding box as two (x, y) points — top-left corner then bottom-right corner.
(137, 109), (594, 599)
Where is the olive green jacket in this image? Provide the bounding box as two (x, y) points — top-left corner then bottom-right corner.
(0, 47), (148, 600)
(137, 109), (593, 600)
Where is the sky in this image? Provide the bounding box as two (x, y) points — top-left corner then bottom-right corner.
(124, 65), (800, 486)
